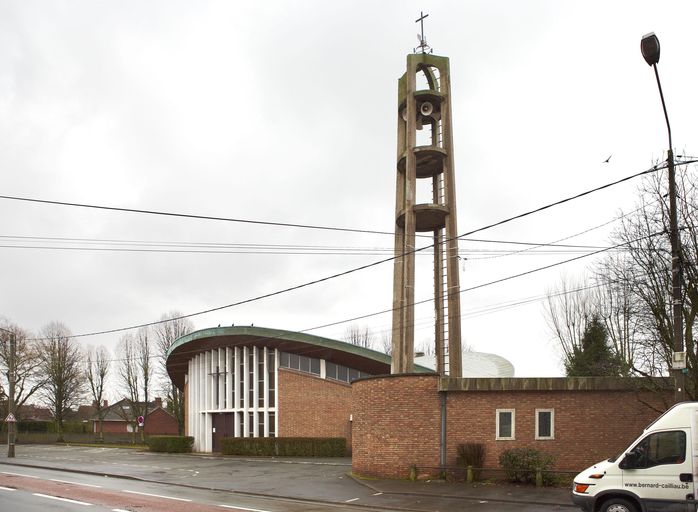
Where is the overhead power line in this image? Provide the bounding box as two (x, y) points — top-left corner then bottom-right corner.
(18, 161), (685, 341)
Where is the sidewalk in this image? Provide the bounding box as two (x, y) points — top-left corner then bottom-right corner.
(351, 475), (574, 508)
(0, 445), (576, 510)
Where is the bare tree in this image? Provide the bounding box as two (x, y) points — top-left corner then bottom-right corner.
(37, 322), (84, 441)
(0, 320), (45, 420)
(546, 165), (698, 400)
(544, 274), (595, 365)
(116, 328), (153, 443)
(343, 324), (375, 349)
(152, 312), (193, 435)
(379, 332), (392, 355)
(85, 345), (110, 442)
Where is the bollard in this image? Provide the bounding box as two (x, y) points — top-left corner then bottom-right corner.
(466, 465), (473, 483)
(535, 467), (543, 487)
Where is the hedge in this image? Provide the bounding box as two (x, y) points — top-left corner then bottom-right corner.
(147, 436), (194, 453)
(220, 437), (346, 457)
(499, 447), (556, 485)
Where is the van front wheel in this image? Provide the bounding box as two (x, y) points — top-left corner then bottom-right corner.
(600, 497), (637, 512)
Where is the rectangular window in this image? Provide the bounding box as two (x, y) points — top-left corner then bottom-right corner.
(326, 362), (337, 380)
(337, 365), (348, 382)
(289, 353), (299, 370)
(280, 352), (289, 368)
(299, 355), (310, 373)
(268, 351), (276, 407)
(536, 409), (554, 440)
(268, 412), (276, 437)
(310, 358), (320, 375)
(258, 354), (265, 407)
(496, 409), (515, 440)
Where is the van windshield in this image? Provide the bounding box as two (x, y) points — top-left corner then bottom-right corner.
(608, 451), (624, 463)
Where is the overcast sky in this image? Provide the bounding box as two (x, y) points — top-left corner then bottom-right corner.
(1, 1), (697, 380)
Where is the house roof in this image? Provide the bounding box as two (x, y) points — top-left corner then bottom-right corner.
(166, 325), (432, 390)
(95, 398), (171, 422)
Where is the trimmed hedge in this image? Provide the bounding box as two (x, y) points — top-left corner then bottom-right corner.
(220, 437), (346, 457)
(147, 436), (194, 453)
(499, 447), (555, 485)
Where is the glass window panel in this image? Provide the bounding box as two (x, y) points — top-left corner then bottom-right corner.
(538, 411), (552, 438)
(280, 352), (289, 368)
(289, 353), (299, 370)
(268, 412), (276, 438)
(310, 358), (320, 375)
(348, 369), (359, 382)
(338, 365), (348, 382)
(326, 362), (337, 380)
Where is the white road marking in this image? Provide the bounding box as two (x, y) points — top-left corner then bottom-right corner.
(372, 492), (383, 496)
(344, 497), (359, 503)
(0, 486), (16, 491)
(122, 489), (192, 502)
(1, 471), (39, 478)
(112, 509), (131, 512)
(33, 493), (92, 506)
(50, 478), (102, 488)
(219, 506), (271, 512)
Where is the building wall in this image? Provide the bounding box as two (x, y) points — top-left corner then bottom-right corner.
(352, 374), (441, 478)
(445, 389), (668, 471)
(352, 374), (671, 479)
(144, 408), (179, 435)
(278, 368), (353, 449)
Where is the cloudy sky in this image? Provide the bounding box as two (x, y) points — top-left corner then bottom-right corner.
(1, 1), (697, 379)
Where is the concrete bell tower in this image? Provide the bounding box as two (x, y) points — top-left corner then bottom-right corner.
(391, 16), (462, 377)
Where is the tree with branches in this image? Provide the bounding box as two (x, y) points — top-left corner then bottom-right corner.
(0, 320), (45, 421)
(37, 322), (84, 441)
(153, 311), (193, 435)
(85, 345), (110, 442)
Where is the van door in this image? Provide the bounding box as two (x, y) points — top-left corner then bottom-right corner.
(621, 429), (694, 512)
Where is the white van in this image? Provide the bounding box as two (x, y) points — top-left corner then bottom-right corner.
(572, 402), (697, 512)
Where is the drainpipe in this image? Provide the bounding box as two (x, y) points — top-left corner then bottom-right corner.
(440, 391), (447, 469)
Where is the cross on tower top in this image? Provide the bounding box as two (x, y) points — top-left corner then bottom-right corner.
(414, 11), (433, 54)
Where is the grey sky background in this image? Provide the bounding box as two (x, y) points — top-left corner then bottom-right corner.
(1, 1), (697, 382)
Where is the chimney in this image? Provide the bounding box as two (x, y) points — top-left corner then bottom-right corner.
(103, 400), (108, 408)
(154, 397), (162, 408)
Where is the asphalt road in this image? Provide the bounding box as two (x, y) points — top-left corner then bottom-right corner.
(0, 445), (575, 511)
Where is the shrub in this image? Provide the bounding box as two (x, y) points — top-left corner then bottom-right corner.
(220, 437), (346, 457)
(456, 443), (486, 481)
(498, 448), (555, 485)
(148, 436), (194, 453)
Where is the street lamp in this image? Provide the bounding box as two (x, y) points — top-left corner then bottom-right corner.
(641, 32), (685, 403)
(0, 328), (16, 457)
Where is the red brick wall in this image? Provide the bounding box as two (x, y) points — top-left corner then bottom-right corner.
(352, 374), (441, 478)
(445, 390), (668, 471)
(277, 369), (352, 447)
(352, 375), (671, 478)
(144, 408), (179, 435)
(94, 408), (178, 435)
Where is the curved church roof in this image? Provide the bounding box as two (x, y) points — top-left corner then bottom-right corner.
(415, 351), (515, 378)
(166, 325), (432, 390)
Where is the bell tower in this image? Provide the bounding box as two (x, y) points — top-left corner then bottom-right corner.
(391, 15), (462, 377)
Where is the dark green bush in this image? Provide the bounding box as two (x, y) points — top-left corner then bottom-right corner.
(456, 443), (486, 480)
(220, 437), (346, 457)
(148, 436), (194, 453)
(498, 447), (555, 485)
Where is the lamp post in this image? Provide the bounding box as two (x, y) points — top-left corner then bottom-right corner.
(641, 32), (685, 403)
(0, 328), (16, 457)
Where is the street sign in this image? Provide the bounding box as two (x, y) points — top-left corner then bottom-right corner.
(4, 413), (16, 423)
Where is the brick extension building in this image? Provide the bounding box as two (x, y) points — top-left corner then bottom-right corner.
(93, 397), (178, 435)
(166, 325), (668, 477)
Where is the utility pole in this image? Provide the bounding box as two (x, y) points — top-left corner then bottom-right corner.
(640, 33), (685, 402)
(8, 332), (15, 457)
(1, 328), (16, 457)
